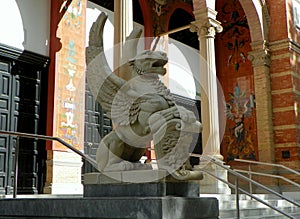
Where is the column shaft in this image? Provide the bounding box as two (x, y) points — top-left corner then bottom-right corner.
(114, 0), (133, 80)
(191, 8), (223, 158)
(248, 46), (275, 162)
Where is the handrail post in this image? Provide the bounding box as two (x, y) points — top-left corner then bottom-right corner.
(235, 176), (240, 219)
(13, 136), (20, 198)
(249, 164), (253, 196)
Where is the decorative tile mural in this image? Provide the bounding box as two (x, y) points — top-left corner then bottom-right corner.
(53, 0), (86, 151)
(219, 0), (250, 72)
(216, 0), (258, 162)
(224, 83), (256, 161)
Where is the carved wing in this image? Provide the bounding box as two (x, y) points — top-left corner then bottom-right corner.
(86, 13), (142, 126)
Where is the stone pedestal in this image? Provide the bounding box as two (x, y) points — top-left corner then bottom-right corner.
(0, 170), (219, 218)
(43, 151), (83, 195)
(0, 196), (219, 219)
(82, 170), (219, 219)
(84, 170), (200, 198)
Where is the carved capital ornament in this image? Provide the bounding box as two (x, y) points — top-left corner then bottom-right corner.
(248, 48), (271, 67)
(190, 18), (223, 38)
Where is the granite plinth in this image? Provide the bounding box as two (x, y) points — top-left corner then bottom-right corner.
(78, 170), (219, 218)
(84, 170), (200, 197)
(84, 169), (170, 184)
(0, 170), (218, 219)
(0, 197), (219, 219)
(84, 182), (200, 197)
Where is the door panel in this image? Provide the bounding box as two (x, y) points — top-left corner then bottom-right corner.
(0, 60), (45, 194)
(83, 84), (112, 173)
(0, 61), (14, 194)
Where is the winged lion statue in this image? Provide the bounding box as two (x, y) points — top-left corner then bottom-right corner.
(86, 13), (203, 180)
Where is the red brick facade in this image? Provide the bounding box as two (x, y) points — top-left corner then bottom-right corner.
(138, 0), (300, 173)
(215, 0), (300, 172)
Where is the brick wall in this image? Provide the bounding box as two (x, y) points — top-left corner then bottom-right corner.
(216, 0), (300, 187)
(268, 0), (300, 170)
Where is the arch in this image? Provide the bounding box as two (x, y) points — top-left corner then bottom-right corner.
(193, 0), (269, 44)
(167, 4), (194, 20)
(239, 0), (269, 44)
(0, 1), (24, 49)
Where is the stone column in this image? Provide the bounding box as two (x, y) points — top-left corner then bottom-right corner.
(248, 41), (275, 162)
(191, 7), (231, 194)
(248, 43), (277, 190)
(190, 8), (223, 159)
(114, 0), (133, 80)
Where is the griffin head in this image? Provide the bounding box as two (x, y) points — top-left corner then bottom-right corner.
(129, 50), (168, 76)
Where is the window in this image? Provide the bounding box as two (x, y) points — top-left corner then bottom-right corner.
(293, 0), (300, 29)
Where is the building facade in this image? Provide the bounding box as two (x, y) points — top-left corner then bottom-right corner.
(0, 0), (299, 195)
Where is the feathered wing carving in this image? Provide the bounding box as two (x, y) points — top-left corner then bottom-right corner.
(86, 13), (142, 126)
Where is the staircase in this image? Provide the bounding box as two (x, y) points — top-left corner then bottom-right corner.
(201, 193), (300, 219)
(197, 156), (300, 219)
(0, 130), (298, 218)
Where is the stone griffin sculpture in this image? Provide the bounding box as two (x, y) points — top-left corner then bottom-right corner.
(86, 13), (203, 180)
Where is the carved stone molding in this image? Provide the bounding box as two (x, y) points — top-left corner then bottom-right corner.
(0, 43), (50, 68)
(190, 18), (223, 39)
(191, 7), (222, 39)
(248, 48), (271, 67)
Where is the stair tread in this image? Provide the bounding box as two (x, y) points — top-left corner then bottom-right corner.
(201, 193), (300, 219)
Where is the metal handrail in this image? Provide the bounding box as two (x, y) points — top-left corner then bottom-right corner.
(235, 169), (300, 189)
(200, 169), (293, 218)
(192, 154), (300, 219)
(0, 130), (98, 198)
(234, 158), (300, 195)
(234, 158), (300, 177)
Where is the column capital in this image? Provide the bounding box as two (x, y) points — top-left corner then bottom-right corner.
(248, 47), (271, 67)
(190, 18), (223, 38)
(191, 7), (222, 39)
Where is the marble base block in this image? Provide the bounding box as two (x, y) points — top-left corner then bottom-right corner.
(0, 196), (219, 219)
(84, 170), (200, 198)
(0, 170), (219, 218)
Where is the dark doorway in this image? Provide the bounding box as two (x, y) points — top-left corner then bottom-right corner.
(0, 44), (49, 194)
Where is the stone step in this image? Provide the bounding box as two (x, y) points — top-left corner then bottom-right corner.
(201, 193), (300, 219)
(220, 206), (300, 218)
(241, 212), (300, 219)
(218, 199), (300, 209)
(201, 193), (300, 201)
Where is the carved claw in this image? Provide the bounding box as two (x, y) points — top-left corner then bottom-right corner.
(176, 106), (197, 123)
(171, 169), (203, 181)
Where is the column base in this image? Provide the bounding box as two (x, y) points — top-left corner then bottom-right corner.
(43, 183), (83, 195)
(195, 162), (231, 194)
(43, 150), (83, 195)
